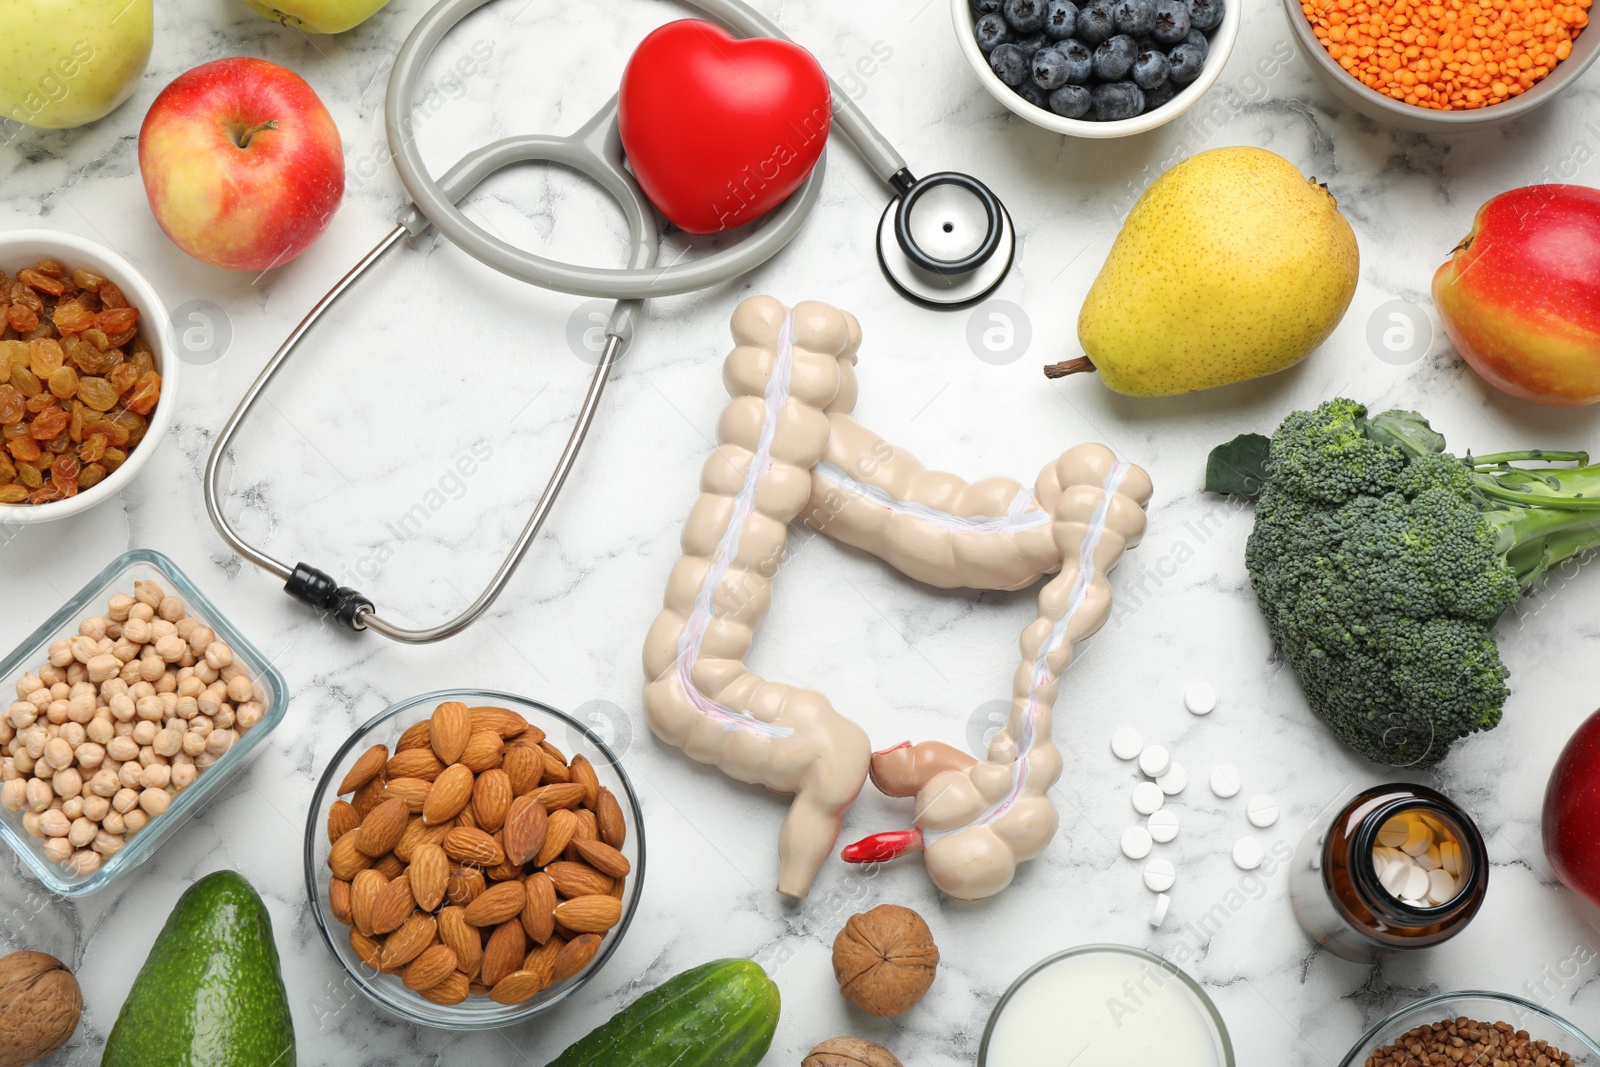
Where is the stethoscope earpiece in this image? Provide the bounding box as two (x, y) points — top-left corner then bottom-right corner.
(878, 171), (1015, 308)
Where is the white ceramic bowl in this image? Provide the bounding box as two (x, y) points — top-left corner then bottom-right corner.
(0, 229), (178, 524)
(951, 0), (1242, 137)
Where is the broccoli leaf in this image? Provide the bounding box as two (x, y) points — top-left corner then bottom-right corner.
(1205, 433), (1271, 498)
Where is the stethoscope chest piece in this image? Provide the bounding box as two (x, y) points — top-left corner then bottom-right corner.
(877, 171), (1015, 308)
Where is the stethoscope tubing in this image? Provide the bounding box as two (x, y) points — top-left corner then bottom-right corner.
(203, 0), (1010, 644)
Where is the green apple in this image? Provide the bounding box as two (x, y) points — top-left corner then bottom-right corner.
(0, 0), (153, 130)
(240, 0), (392, 33)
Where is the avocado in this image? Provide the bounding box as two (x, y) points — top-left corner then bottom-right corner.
(102, 870), (295, 1067)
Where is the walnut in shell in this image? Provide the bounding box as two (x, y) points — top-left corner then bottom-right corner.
(804, 1036), (905, 1067)
(0, 950), (82, 1067)
(831, 904), (938, 1017)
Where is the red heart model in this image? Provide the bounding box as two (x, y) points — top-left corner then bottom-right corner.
(619, 20), (832, 235)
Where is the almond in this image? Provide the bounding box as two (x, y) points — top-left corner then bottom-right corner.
(350, 869), (387, 937)
(514, 874), (551, 944)
(338, 744), (389, 795)
(490, 969), (547, 1005)
(395, 816), (450, 862)
(350, 928), (383, 970)
(470, 705), (528, 739)
(371, 873), (417, 934)
(503, 796), (548, 866)
(444, 826), (503, 867)
(329, 827), (375, 879)
(481, 919), (527, 987)
(329, 876), (354, 925)
(409, 842), (449, 911)
(398, 943), (456, 991)
(608, 875), (625, 901)
(372, 853), (405, 880)
(472, 768), (512, 832)
(545, 860), (612, 899)
(351, 774), (389, 818)
(539, 748), (571, 784)
(396, 719), (432, 752)
(327, 799), (360, 843)
(420, 970), (471, 1005)
(357, 797), (410, 857)
(523, 936), (565, 985)
(569, 754), (600, 809)
(506, 724), (547, 749)
(386, 748), (445, 782)
(570, 808), (598, 848)
(571, 838), (631, 879)
(530, 783), (586, 812)
(540, 739), (569, 764)
(446, 865), (487, 906)
(437, 906), (483, 978)
(384, 776), (432, 814)
(423, 763), (474, 825)
(453, 804), (479, 832)
(430, 700), (472, 765)
(504, 745), (543, 796)
(463, 880), (527, 927)
(596, 787), (626, 848)
(552, 895), (622, 935)
(487, 854), (523, 883)
(467, 979), (493, 997)
(378, 911), (437, 970)
(535, 808), (579, 867)
(460, 730), (504, 773)
(550, 933), (601, 983)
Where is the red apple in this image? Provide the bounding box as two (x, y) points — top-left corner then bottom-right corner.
(1433, 184), (1600, 406)
(138, 58), (344, 272)
(1543, 708), (1600, 909)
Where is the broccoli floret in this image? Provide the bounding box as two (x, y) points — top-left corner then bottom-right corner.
(1213, 398), (1600, 766)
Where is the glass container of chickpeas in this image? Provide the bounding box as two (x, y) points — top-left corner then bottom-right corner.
(0, 549), (286, 896)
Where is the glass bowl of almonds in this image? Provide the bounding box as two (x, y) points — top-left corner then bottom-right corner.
(0, 229), (179, 522)
(0, 549), (287, 896)
(304, 690), (646, 1029)
(1338, 991), (1600, 1066)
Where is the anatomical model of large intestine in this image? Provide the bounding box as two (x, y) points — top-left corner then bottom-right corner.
(642, 297), (1150, 901)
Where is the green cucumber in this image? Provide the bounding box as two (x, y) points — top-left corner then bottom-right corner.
(548, 958), (780, 1067)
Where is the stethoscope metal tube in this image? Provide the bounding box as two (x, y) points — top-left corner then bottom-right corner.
(203, 0), (1017, 643)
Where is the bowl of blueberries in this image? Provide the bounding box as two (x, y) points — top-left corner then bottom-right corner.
(955, 0), (1239, 134)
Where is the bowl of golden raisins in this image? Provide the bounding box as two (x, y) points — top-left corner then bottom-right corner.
(0, 230), (178, 522)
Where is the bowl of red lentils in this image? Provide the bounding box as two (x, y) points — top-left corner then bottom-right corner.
(1287, 0), (1596, 128)
(0, 228), (179, 523)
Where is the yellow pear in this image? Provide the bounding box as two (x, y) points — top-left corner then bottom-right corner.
(1053, 147), (1359, 397)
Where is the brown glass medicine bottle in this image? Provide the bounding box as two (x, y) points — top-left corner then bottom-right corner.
(1290, 783), (1488, 963)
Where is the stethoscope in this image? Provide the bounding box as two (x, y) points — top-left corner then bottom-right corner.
(203, 0), (1017, 644)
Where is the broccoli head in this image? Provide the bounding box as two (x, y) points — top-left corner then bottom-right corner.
(1209, 398), (1600, 766)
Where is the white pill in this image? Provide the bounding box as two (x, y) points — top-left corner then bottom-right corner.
(1143, 857), (1176, 892)
(1184, 682), (1217, 715)
(1132, 781), (1165, 815)
(1147, 809), (1179, 843)
(1426, 868), (1457, 903)
(1121, 826), (1154, 860)
(1401, 818), (1433, 857)
(1138, 745), (1170, 778)
(1232, 837), (1265, 871)
(1401, 864), (1430, 900)
(1441, 840), (1462, 875)
(1246, 794), (1279, 828)
(1111, 727), (1144, 760)
(1376, 817), (1409, 848)
(1157, 762), (1187, 796)
(1416, 844), (1441, 871)
(1209, 765), (1241, 799)
(1372, 852), (1389, 878)
(1379, 856), (1414, 896)
(1148, 893), (1170, 928)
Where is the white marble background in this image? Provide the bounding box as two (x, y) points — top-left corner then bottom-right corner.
(3, 0), (1600, 1062)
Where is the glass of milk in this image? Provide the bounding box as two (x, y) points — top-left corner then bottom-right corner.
(977, 944), (1235, 1067)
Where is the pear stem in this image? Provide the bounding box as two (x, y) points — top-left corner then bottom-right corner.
(1043, 356), (1097, 380)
